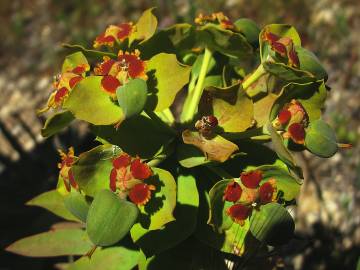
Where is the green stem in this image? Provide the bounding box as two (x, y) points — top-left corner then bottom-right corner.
(160, 108), (175, 124)
(182, 47), (213, 122)
(242, 64), (266, 90)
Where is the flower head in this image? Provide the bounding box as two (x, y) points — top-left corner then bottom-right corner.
(58, 147), (78, 192)
(93, 23), (135, 48)
(94, 50), (147, 96)
(240, 170), (263, 189)
(195, 12), (234, 30)
(109, 153), (154, 206)
(226, 204), (251, 225)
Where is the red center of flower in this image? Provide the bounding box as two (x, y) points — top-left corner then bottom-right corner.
(226, 204), (251, 224)
(128, 183), (153, 205)
(117, 23), (133, 41)
(118, 53), (145, 78)
(240, 170), (263, 189)
(288, 123), (305, 144)
(223, 181), (242, 202)
(101, 75), (121, 94)
(130, 158), (152, 180)
(278, 109), (292, 125)
(259, 182), (275, 204)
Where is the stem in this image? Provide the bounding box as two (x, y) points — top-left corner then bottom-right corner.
(159, 108), (175, 124)
(242, 64), (266, 90)
(182, 47), (213, 122)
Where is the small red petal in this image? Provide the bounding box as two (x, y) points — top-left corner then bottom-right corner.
(118, 54), (145, 78)
(288, 48), (300, 67)
(113, 154), (131, 169)
(95, 58), (116, 75)
(223, 181), (242, 202)
(128, 183), (152, 205)
(130, 159), (152, 180)
(288, 123), (305, 144)
(110, 168), (117, 192)
(72, 65), (86, 74)
(278, 109), (291, 125)
(226, 204), (251, 224)
(117, 23), (133, 41)
(240, 170), (263, 189)
(65, 156), (74, 166)
(259, 182), (275, 204)
(265, 31), (280, 43)
(54, 87), (69, 104)
(69, 76), (83, 88)
(68, 169), (78, 189)
(94, 33), (115, 48)
(271, 41), (287, 56)
(101, 75), (120, 94)
(204, 115), (218, 128)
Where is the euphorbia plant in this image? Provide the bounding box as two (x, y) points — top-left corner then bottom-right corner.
(6, 9), (350, 269)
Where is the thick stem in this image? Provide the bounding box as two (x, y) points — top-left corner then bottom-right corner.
(182, 47), (213, 122)
(242, 64), (266, 90)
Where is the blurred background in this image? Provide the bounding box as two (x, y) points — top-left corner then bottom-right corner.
(0, 0), (359, 269)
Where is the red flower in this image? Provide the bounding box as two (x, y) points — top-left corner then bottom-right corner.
(226, 204), (251, 225)
(130, 158), (152, 180)
(240, 170), (263, 189)
(58, 147), (78, 192)
(93, 23), (134, 48)
(113, 154), (131, 169)
(101, 75), (121, 94)
(117, 50), (147, 80)
(223, 181), (242, 202)
(129, 183), (156, 206)
(278, 109), (292, 125)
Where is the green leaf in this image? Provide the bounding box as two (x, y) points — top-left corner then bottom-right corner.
(26, 190), (78, 222)
(64, 192), (91, 223)
(86, 189), (139, 247)
(196, 24), (253, 58)
(72, 145), (120, 197)
(62, 43), (117, 59)
(68, 247), (140, 270)
(131, 168), (176, 236)
(177, 143), (213, 168)
(130, 8), (158, 43)
(6, 228), (93, 257)
(305, 119), (338, 158)
(93, 114), (174, 159)
(262, 61), (314, 82)
(297, 46), (328, 81)
(62, 51), (89, 73)
(131, 170), (198, 257)
(253, 93), (277, 127)
(234, 18), (260, 48)
(203, 83), (254, 133)
(63, 76), (124, 125)
(41, 110), (75, 138)
(250, 203), (294, 246)
(116, 79), (148, 118)
(147, 53), (191, 111)
(182, 130), (239, 163)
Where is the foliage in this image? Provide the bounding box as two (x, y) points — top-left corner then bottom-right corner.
(6, 8), (348, 269)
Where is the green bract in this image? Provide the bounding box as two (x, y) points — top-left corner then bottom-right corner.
(8, 8), (348, 269)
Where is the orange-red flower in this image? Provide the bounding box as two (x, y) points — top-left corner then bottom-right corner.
(94, 50), (147, 95)
(224, 170), (277, 225)
(38, 63), (90, 113)
(109, 153), (155, 206)
(195, 12), (234, 30)
(58, 147), (78, 192)
(93, 23), (135, 48)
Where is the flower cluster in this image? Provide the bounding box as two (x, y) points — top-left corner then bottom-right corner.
(58, 147), (78, 192)
(39, 63), (89, 113)
(93, 23), (135, 48)
(223, 170), (277, 225)
(273, 99), (309, 144)
(110, 153), (155, 206)
(94, 50), (147, 95)
(195, 12), (234, 30)
(263, 31), (299, 67)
